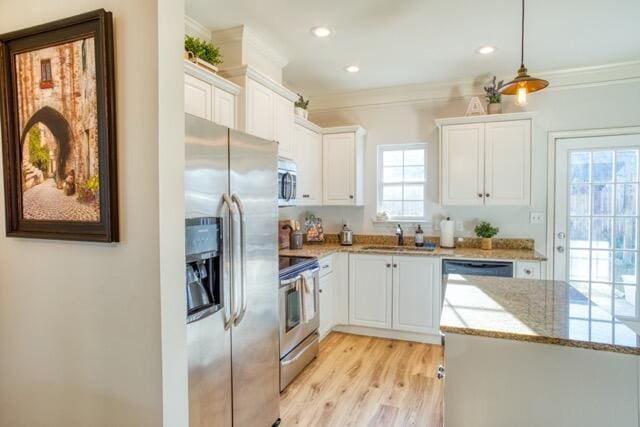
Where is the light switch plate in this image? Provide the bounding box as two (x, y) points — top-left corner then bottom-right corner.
(530, 212), (545, 224)
(455, 220), (464, 231)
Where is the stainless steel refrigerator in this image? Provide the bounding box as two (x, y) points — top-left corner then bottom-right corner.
(185, 114), (280, 427)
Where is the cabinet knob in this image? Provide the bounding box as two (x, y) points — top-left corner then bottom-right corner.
(386, 263), (391, 268)
(393, 264), (398, 268)
(319, 289), (323, 293)
(437, 372), (445, 380)
(349, 195), (354, 199)
(524, 269), (532, 275)
(485, 193), (491, 198)
(478, 193), (484, 198)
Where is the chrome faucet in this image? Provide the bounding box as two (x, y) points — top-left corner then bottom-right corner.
(396, 224), (404, 246)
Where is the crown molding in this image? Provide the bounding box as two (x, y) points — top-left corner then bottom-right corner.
(322, 125), (367, 136)
(210, 25), (290, 70)
(309, 61), (640, 112)
(294, 115), (322, 133)
(184, 15), (212, 41)
(434, 111), (538, 127)
(219, 65), (298, 102)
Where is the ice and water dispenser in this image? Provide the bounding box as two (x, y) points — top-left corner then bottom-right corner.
(185, 217), (222, 323)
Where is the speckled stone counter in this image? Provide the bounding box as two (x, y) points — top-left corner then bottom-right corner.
(440, 275), (640, 355)
(279, 243), (546, 261)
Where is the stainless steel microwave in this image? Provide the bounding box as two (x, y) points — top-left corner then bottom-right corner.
(278, 157), (297, 207)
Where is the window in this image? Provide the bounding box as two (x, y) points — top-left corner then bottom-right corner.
(40, 59), (53, 89)
(377, 143), (427, 219)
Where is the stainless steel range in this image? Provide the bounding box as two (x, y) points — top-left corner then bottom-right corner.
(278, 256), (320, 390)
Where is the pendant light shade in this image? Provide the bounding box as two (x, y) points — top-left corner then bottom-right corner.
(500, 0), (548, 105)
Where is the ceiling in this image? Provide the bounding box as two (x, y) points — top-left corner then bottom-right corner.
(186, 0), (640, 96)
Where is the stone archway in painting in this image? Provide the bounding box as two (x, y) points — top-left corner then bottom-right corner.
(20, 106), (73, 187)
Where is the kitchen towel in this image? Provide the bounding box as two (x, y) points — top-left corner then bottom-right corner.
(440, 219), (455, 248)
(299, 270), (315, 323)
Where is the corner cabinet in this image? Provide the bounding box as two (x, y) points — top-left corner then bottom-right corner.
(322, 126), (366, 206)
(437, 112), (534, 206)
(184, 60), (239, 128)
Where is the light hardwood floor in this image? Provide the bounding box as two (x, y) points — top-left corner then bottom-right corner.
(280, 332), (444, 426)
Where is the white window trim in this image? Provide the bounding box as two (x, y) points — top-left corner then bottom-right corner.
(376, 143), (428, 221)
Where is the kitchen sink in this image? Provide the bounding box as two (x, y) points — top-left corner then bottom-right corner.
(361, 245), (436, 252)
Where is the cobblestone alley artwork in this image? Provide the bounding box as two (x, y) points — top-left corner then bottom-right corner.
(15, 37), (100, 222)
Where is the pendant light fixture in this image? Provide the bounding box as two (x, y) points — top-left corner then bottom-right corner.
(500, 0), (548, 106)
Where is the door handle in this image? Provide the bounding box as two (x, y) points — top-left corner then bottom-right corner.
(556, 246), (565, 253)
(220, 193), (237, 330)
(232, 193), (248, 326)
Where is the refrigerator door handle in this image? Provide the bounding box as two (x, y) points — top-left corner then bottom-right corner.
(232, 193), (248, 326)
(221, 193), (238, 329)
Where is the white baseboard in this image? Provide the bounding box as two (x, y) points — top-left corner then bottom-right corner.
(329, 324), (442, 345)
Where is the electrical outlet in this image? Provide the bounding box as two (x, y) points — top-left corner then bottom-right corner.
(455, 220), (464, 232)
(530, 212), (545, 224)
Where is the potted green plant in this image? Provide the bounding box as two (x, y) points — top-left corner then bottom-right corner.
(184, 35), (223, 73)
(483, 76), (504, 114)
(294, 94), (309, 119)
(474, 221), (499, 250)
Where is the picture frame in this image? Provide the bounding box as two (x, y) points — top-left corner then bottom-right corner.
(0, 9), (118, 242)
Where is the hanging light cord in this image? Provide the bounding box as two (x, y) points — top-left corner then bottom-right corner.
(520, 0), (525, 68)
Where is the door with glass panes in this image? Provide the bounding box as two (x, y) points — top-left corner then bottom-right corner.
(554, 134), (640, 321)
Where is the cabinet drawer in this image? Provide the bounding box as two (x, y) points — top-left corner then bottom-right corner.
(515, 261), (541, 279)
(318, 255), (333, 277)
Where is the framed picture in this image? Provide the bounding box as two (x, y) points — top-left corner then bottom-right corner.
(0, 9), (118, 242)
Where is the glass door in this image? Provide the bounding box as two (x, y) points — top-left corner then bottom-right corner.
(555, 134), (640, 321)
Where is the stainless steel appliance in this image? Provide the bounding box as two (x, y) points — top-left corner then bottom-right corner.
(339, 224), (353, 246)
(278, 157), (297, 207)
(186, 114), (280, 427)
(278, 256), (320, 390)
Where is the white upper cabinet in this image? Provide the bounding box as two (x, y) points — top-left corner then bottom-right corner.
(484, 120), (531, 205)
(294, 121), (322, 205)
(349, 254), (393, 329)
(245, 78), (274, 140)
(437, 113), (534, 206)
(441, 123), (485, 205)
(392, 256), (441, 335)
(184, 61), (240, 128)
(322, 127), (366, 206)
(184, 74), (212, 120)
(273, 94), (294, 158)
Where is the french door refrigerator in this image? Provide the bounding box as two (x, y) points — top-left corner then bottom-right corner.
(185, 114), (280, 427)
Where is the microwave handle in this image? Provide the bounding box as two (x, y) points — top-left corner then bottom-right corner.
(232, 193), (248, 326)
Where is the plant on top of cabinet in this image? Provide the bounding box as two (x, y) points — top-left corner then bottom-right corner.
(184, 35), (223, 73)
(475, 221), (499, 250)
(295, 94), (310, 119)
(484, 76), (504, 114)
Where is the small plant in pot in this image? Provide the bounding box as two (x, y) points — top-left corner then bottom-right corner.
(184, 35), (223, 73)
(294, 94), (309, 119)
(474, 221), (499, 250)
(484, 76), (504, 114)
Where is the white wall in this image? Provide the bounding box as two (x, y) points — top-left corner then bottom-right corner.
(281, 81), (640, 253)
(0, 1), (187, 426)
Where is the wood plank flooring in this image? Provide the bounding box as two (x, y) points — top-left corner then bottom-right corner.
(280, 332), (443, 426)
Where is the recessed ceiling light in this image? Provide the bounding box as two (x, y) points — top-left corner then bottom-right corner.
(310, 26), (332, 38)
(344, 65), (360, 73)
(476, 45), (496, 55)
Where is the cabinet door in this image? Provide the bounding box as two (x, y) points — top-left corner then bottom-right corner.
(295, 125), (322, 205)
(274, 94), (294, 158)
(245, 78), (273, 140)
(319, 273), (334, 338)
(323, 132), (355, 205)
(213, 87), (236, 129)
(349, 254), (393, 329)
(185, 74), (212, 120)
(392, 256), (441, 334)
(441, 123), (485, 205)
(484, 120), (531, 205)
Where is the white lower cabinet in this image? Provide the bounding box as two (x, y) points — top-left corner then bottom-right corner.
(515, 261), (542, 279)
(392, 256), (441, 335)
(319, 273), (334, 338)
(348, 254), (441, 335)
(349, 254), (393, 329)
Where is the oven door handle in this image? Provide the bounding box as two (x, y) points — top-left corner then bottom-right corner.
(281, 334), (319, 366)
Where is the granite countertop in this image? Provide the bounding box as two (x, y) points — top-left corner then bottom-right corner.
(279, 243), (547, 261)
(440, 275), (640, 355)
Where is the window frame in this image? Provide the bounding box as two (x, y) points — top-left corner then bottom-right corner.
(376, 143), (428, 220)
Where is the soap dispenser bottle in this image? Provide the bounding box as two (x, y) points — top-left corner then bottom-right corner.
(415, 225), (424, 247)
